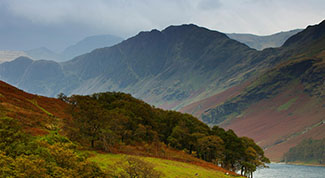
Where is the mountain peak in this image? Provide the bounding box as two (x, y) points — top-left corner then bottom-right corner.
(12, 56), (33, 63)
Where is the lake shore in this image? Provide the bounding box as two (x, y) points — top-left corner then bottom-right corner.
(274, 161), (325, 167)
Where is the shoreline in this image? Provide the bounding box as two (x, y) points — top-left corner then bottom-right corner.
(271, 161), (325, 167)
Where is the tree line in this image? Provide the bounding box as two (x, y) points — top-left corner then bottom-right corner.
(61, 92), (270, 177)
(284, 138), (325, 164)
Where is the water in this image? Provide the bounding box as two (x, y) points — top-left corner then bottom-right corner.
(254, 163), (325, 178)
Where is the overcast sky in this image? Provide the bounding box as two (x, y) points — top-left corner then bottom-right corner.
(0, 0), (324, 51)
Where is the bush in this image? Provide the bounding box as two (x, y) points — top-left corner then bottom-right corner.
(112, 156), (163, 178)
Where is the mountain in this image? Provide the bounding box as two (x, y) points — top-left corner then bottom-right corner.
(0, 20), (324, 162)
(227, 29), (302, 50)
(182, 20), (325, 161)
(0, 50), (29, 63)
(61, 34), (123, 60)
(25, 47), (61, 61)
(1, 24), (261, 104)
(23, 35), (123, 62)
(0, 23), (318, 110)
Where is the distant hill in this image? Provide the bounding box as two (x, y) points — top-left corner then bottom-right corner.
(61, 34), (123, 60)
(0, 50), (29, 63)
(23, 34), (123, 62)
(25, 47), (61, 61)
(227, 29), (302, 50)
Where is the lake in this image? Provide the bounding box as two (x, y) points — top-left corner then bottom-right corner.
(254, 163), (325, 178)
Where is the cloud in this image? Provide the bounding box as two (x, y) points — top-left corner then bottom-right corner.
(0, 0), (325, 51)
(197, 0), (222, 10)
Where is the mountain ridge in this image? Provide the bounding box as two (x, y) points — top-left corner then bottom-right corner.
(227, 29), (302, 50)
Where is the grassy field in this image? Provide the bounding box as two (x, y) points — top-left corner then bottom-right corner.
(90, 152), (240, 178)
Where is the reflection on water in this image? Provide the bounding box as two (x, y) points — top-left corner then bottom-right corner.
(254, 163), (325, 178)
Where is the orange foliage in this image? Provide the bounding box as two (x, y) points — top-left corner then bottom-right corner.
(0, 80), (71, 135)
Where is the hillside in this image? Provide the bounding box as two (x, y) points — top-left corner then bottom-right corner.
(283, 138), (325, 164)
(90, 153), (237, 178)
(0, 80), (262, 177)
(227, 29), (302, 50)
(182, 20), (325, 161)
(0, 80), (70, 135)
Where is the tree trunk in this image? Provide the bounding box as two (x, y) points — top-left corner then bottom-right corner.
(240, 166), (244, 175)
(91, 140), (95, 148)
(251, 172), (253, 178)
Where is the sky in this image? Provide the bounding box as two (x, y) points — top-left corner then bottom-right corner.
(0, 0), (324, 51)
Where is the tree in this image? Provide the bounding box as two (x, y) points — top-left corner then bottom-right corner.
(69, 95), (111, 148)
(197, 135), (224, 162)
(167, 125), (190, 150)
(240, 137), (270, 178)
(0, 117), (30, 157)
(114, 156), (163, 178)
(0, 151), (15, 177)
(220, 129), (244, 171)
(57, 93), (69, 103)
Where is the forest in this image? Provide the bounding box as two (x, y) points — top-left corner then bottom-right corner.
(284, 138), (325, 164)
(62, 92), (269, 176)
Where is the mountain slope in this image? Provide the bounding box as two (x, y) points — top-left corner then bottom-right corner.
(183, 20), (325, 161)
(0, 80), (70, 135)
(227, 29), (302, 50)
(0, 23), (321, 111)
(62, 25), (258, 107)
(61, 34), (123, 61)
(1, 24), (262, 108)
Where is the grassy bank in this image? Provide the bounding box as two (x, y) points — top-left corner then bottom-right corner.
(89, 152), (242, 178)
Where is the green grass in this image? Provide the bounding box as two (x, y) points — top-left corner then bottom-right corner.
(28, 99), (54, 116)
(89, 153), (238, 178)
(277, 97), (298, 111)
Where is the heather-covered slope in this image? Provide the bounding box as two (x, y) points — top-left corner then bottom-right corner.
(0, 80), (70, 135)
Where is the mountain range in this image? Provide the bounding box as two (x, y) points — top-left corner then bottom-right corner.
(0, 34), (123, 63)
(0, 20), (324, 161)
